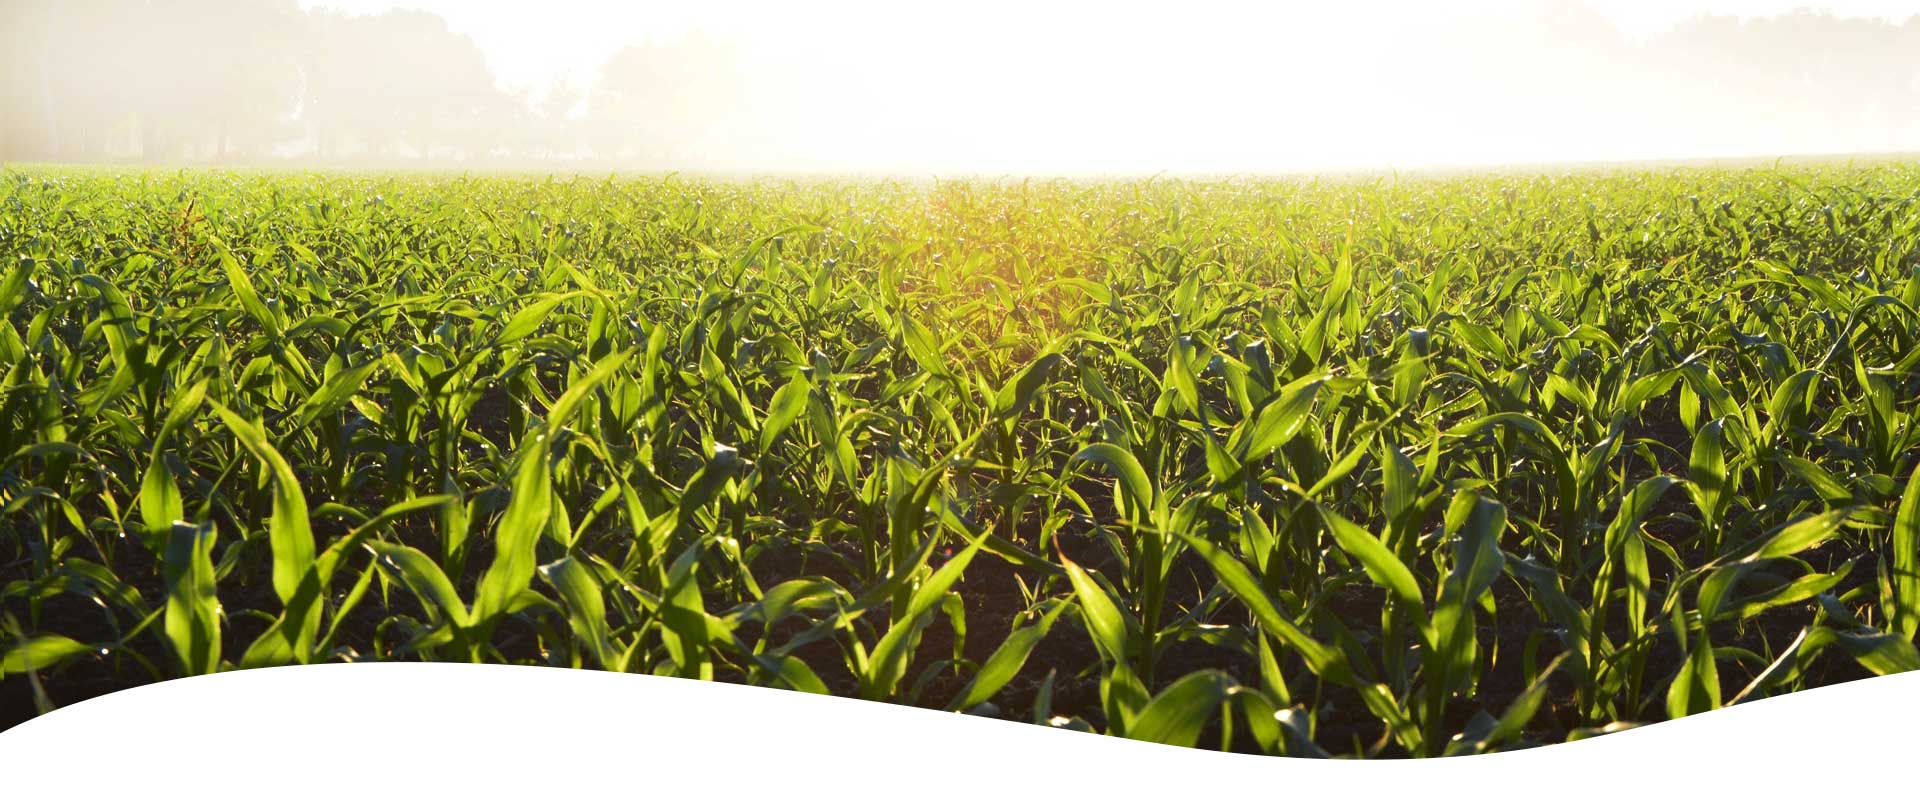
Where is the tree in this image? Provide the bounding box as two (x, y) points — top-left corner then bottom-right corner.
(584, 35), (744, 167)
(301, 10), (513, 161)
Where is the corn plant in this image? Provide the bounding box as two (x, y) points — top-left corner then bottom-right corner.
(2, 164), (1918, 756)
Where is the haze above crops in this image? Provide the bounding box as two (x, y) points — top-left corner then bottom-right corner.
(6, 1), (1920, 173)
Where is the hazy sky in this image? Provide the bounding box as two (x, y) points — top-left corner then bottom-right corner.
(216, 1), (1920, 171)
(297, 1), (1920, 91)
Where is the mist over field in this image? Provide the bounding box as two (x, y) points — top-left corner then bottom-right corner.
(3, 1), (1920, 172)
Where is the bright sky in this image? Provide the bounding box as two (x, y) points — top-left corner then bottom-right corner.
(1599, 0), (1919, 34)
(293, 0), (1920, 173)
(297, 0), (1920, 90)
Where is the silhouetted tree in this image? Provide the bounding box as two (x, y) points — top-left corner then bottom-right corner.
(585, 35), (744, 166)
(302, 9), (507, 160)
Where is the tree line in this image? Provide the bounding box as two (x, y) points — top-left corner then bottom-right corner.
(0, 0), (738, 166)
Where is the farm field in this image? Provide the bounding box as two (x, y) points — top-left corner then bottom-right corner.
(2, 164), (1918, 756)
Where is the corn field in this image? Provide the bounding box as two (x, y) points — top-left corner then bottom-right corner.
(2, 165), (1918, 755)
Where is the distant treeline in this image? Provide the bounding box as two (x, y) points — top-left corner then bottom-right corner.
(2, 1), (1919, 168)
(0, 0), (739, 167)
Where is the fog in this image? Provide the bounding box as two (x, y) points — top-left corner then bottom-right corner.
(4, 0), (1919, 174)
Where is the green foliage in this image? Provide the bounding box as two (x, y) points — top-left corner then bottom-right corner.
(3, 164), (1919, 756)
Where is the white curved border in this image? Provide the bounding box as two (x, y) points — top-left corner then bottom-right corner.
(3, 664), (1913, 794)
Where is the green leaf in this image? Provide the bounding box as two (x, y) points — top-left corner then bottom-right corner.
(1604, 476), (1675, 555)
(946, 601), (1069, 712)
(219, 246), (280, 337)
(1127, 670), (1238, 748)
(1894, 463), (1920, 641)
(473, 349), (632, 625)
(1071, 443), (1155, 524)
(863, 534), (985, 700)
(545, 348), (636, 430)
(1665, 631), (1721, 719)
(1179, 533), (1355, 686)
(0, 256), (33, 313)
(754, 653), (830, 694)
(1318, 505), (1421, 608)
(291, 360), (382, 429)
(368, 541), (471, 629)
(1163, 337), (1201, 413)
(900, 314), (949, 377)
(992, 352), (1062, 417)
(539, 556), (616, 669)
(1442, 411), (1565, 452)
(139, 456), (184, 536)
(759, 375), (811, 451)
(1441, 490), (1508, 606)
(1835, 629), (1920, 676)
(1359, 683), (1423, 754)
(1749, 508), (1849, 563)
(1763, 369), (1821, 435)
(676, 444), (743, 531)
(1061, 556), (1131, 662)
(1782, 456), (1851, 504)
(658, 545), (720, 679)
(496, 292), (582, 345)
(1233, 374), (1323, 461)
(472, 436), (554, 626)
(162, 521), (222, 676)
(1488, 652), (1570, 751)
(240, 496), (454, 669)
(208, 401), (314, 605)
(1686, 418), (1728, 525)
(2, 634), (92, 675)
